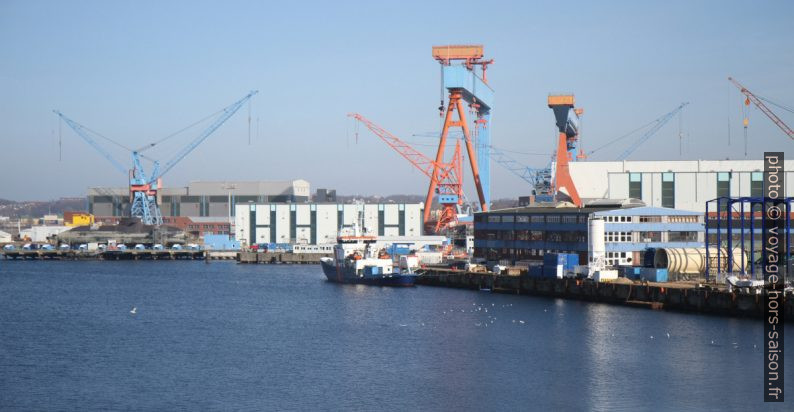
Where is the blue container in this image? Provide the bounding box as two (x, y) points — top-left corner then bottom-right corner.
(566, 254), (579, 268)
(643, 249), (656, 268)
(529, 266), (543, 278)
(640, 267), (668, 283)
(542, 265), (562, 279)
(544, 253), (579, 269)
(543, 253), (566, 266)
(622, 266), (643, 280)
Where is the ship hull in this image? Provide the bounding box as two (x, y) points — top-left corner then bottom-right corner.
(321, 259), (416, 287)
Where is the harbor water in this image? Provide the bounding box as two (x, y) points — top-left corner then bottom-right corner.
(1, 261), (791, 411)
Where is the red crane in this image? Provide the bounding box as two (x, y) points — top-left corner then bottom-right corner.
(347, 113), (464, 233)
(729, 77), (794, 140)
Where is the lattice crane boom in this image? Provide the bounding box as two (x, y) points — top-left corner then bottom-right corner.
(154, 90), (258, 183)
(53, 111), (129, 175)
(728, 77), (794, 140)
(617, 102), (689, 160)
(347, 113), (438, 178)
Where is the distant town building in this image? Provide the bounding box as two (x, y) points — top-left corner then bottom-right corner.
(0, 230), (12, 243)
(235, 202), (424, 246)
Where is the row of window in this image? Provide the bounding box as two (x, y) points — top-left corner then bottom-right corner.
(606, 231), (631, 242)
(483, 214), (589, 224)
(187, 224), (230, 230)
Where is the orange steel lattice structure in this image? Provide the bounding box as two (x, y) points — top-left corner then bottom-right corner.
(347, 113), (464, 233)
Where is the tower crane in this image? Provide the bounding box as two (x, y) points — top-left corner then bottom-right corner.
(55, 90), (258, 225)
(728, 77), (794, 141)
(347, 113), (464, 234)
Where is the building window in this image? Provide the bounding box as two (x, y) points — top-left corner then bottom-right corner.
(662, 172), (674, 208)
(487, 215), (501, 223)
(501, 215), (515, 223)
(530, 215), (545, 223)
(668, 231), (698, 242)
(517, 215), (530, 223)
(639, 216), (662, 223)
(561, 215), (578, 224)
(546, 215), (560, 224)
(717, 172), (731, 197)
(629, 173), (642, 199)
(751, 172), (763, 198)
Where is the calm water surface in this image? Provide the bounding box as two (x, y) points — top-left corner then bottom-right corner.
(0, 261), (791, 411)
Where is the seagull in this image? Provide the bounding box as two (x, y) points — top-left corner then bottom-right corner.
(711, 340), (715, 345)
(650, 335), (654, 339)
(519, 320), (525, 324)
(130, 306), (137, 315)
(399, 324), (408, 327)
(666, 333), (670, 339)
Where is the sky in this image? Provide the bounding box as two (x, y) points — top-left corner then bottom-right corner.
(1, 0), (793, 201)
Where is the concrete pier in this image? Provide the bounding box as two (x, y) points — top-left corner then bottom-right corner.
(417, 269), (794, 321)
(1, 249), (205, 260)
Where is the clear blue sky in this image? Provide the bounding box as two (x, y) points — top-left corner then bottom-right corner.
(1, 0), (792, 201)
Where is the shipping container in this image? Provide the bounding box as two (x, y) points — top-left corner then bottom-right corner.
(640, 267), (668, 283)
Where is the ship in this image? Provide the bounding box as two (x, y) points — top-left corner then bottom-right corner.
(320, 220), (417, 287)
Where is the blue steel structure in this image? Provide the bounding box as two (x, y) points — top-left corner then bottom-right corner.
(440, 62), (494, 209)
(705, 196), (793, 281)
(55, 90), (258, 225)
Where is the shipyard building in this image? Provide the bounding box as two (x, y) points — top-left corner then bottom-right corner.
(568, 159), (794, 212)
(474, 200), (703, 267)
(87, 180), (311, 218)
(234, 202), (424, 246)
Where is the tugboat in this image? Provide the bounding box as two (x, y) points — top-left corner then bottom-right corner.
(320, 220), (417, 287)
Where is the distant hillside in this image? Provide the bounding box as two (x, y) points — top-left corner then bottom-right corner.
(0, 198), (86, 218)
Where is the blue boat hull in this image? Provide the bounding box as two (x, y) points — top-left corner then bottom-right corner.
(321, 260), (416, 287)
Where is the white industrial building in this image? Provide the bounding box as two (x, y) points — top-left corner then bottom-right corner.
(234, 202), (424, 246)
(569, 159), (794, 212)
(19, 226), (71, 242)
(0, 230), (12, 243)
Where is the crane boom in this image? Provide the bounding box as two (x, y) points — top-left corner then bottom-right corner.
(728, 77), (794, 140)
(617, 102), (689, 160)
(489, 147), (552, 195)
(154, 90), (258, 182)
(53, 110), (129, 175)
(348, 113), (439, 177)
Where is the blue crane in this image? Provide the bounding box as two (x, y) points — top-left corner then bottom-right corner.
(55, 90), (258, 225)
(488, 147), (553, 197)
(587, 102), (689, 161)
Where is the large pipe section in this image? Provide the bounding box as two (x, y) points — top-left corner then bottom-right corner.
(653, 248), (748, 275)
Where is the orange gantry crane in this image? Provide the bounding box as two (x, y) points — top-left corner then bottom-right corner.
(729, 77), (794, 141)
(548, 94), (583, 207)
(347, 113), (464, 233)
